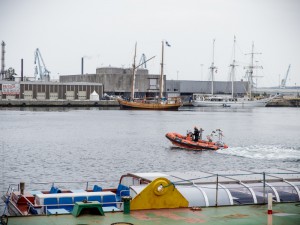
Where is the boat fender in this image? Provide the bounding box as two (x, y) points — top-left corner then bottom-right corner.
(153, 180), (170, 196)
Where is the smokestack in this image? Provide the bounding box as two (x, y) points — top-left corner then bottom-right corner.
(21, 58), (24, 81)
(81, 57), (84, 74)
(1, 41), (5, 74)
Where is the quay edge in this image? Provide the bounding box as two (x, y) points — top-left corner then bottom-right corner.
(0, 97), (299, 107)
(266, 96), (300, 107)
(0, 100), (119, 107)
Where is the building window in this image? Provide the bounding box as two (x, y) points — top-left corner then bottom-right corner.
(149, 78), (158, 90)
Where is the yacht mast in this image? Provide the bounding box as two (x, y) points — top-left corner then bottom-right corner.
(159, 41), (164, 99)
(229, 36), (237, 98)
(130, 42), (137, 100)
(210, 39), (216, 95)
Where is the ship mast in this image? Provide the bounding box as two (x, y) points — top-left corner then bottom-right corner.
(159, 41), (164, 99)
(210, 39), (217, 95)
(130, 42), (137, 101)
(229, 36), (237, 98)
(245, 42), (262, 99)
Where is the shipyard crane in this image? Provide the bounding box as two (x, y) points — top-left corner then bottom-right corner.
(280, 64), (291, 88)
(34, 48), (50, 81)
(138, 53), (147, 69)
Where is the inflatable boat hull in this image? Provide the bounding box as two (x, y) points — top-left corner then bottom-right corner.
(165, 132), (228, 150)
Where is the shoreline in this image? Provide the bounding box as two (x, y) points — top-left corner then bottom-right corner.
(0, 98), (299, 107)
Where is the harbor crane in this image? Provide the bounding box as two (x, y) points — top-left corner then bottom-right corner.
(138, 53), (147, 69)
(280, 64), (291, 88)
(34, 48), (50, 81)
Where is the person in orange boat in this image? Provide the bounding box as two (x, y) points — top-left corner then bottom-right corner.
(193, 126), (199, 142)
(207, 131), (215, 142)
(186, 131), (193, 141)
(199, 128), (204, 140)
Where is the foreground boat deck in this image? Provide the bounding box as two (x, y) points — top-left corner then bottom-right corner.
(5, 203), (300, 225)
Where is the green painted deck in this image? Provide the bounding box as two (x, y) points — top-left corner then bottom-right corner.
(5, 203), (300, 225)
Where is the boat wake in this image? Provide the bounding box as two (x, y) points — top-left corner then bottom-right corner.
(218, 145), (300, 162)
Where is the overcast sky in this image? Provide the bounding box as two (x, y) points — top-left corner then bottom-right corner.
(1, 0), (299, 87)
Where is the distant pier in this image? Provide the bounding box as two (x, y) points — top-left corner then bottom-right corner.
(267, 96), (300, 107)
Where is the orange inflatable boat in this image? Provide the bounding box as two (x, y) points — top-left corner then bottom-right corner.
(165, 132), (228, 151)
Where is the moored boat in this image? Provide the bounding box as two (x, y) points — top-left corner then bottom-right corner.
(192, 38), (273, 108)
(192, 94), (271, 107)
(165, 131), (228, 150)
(118, 41), (182, 110)
(117, 97), (181, 110)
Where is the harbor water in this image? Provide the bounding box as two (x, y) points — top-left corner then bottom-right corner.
(0, 107), (300, 200)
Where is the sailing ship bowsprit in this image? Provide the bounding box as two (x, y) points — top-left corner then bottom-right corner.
(117, 41), (182, 110)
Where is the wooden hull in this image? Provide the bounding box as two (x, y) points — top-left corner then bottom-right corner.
(166, 132), (228, 150)
(117, 99), (181, 111)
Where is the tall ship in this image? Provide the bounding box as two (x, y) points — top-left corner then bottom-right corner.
(117, 42), (182, 110)
(192, 38), (273, 108)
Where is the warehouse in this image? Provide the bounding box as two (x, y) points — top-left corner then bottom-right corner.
(0, 81), (103, 100)
(60, 66), (248, 99)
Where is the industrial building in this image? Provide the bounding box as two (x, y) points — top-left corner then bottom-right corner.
(60, 67), (165, 99)
(166, 80), (248, 99)
(60, 66), (249, 100)
(0, 81), (103, 101)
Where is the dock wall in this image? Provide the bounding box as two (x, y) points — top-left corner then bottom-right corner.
(267, 97), (300, 107)
(1, 98), (299, 107)
(0, 99), (119, 107)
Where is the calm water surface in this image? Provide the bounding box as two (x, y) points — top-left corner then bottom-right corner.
(0, 107), (300, 195)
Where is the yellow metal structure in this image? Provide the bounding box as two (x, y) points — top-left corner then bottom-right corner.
(130, 177), (189, 210)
